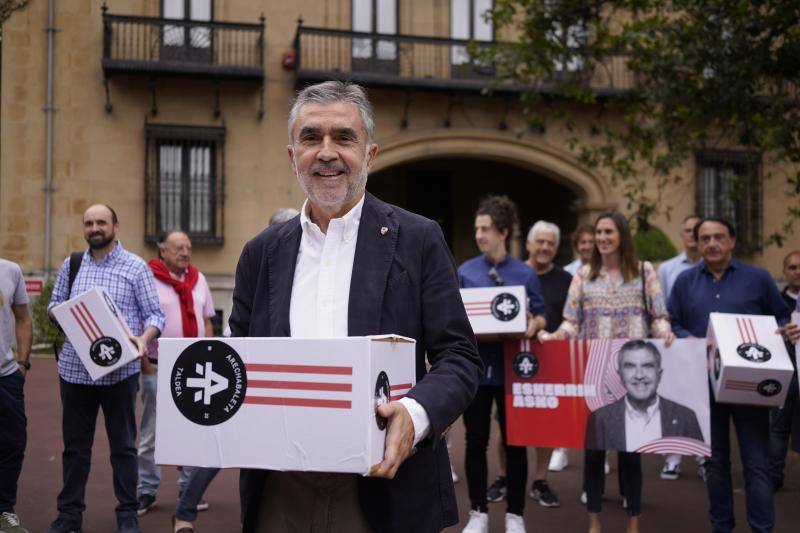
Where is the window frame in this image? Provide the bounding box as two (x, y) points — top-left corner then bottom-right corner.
(144, 123), (226, 245)
(351, 0), (400, 74)
(695, 149), (763, 253)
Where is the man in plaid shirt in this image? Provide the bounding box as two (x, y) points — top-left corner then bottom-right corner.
(46, 204), (164, 533)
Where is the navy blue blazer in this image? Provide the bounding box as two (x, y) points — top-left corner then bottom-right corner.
(230, 192), (482, 533)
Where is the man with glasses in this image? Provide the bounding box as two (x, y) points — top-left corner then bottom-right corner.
(768, 250), (800, 491)
(657, 214), (701, 480)
(458, 195), (546, 533)
(668, 217), (800, 533)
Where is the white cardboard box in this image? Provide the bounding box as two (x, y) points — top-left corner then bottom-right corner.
(50, 287), (138, 381)
(155, 335), (416, 475)
(706, 312), (793, 406)
(460, 285), (527, 336)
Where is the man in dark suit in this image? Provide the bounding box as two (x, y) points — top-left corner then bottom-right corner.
(585, 340), (703, 451)
(229, 81), (482, 533)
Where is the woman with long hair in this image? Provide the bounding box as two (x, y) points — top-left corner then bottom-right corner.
(540, 211), (674, 533)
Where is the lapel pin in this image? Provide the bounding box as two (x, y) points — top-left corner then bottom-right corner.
(380, 226), (389, 235)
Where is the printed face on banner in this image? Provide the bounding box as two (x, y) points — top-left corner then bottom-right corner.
(504, 338), (711, 456)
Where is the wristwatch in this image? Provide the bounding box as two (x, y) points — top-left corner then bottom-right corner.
(17, 359), (31, 370)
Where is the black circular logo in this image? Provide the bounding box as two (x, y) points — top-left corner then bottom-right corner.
(513, 351), (539, 379)
(757, 379), (782, 397)
(736, 343), (771, 363)
(491, 293), (521, 322)
(374, 371), (391, 430)
(708, 345), (722, 380)
(170, 340), (247, 426)
(103, 291), (119, 317)
(89, 336), (122, 367)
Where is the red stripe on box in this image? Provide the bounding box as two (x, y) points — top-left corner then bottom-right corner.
(736, 317), (747, 343)
(466, 312), (493, 316)
(464, 301), (492, 306)
(390, 395), (406, 401)
(390, 383), (412, 391)
(248, 380), (352, 392)
(69, 307), (95, 342)
(244, 396), (351, 409)
(245, 364), (352, 375)
(747, 318), (759, 344)
(74, 304), (100, 340)
(80, 302), (104, 338)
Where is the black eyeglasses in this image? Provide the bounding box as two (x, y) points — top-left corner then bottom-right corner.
(489, 266), (504, 286)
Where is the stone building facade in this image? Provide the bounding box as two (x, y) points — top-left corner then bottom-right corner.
(2, 0), (795, 326)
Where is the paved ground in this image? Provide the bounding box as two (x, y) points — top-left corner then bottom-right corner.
(16, 356), (800, 532)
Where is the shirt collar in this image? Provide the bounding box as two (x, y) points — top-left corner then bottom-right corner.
(624, 395), (660, 422)
(783, 286), (798, 301)
(482, 253), (510, 268)
(87, 240), (122, 265)
(300, 195), (365, 242)
(700, 258), (738, 276)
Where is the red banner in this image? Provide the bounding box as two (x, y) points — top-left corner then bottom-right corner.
(504, 339), (711, 456)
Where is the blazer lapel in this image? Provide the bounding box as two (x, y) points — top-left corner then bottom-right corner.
(348, 193), (398, 336)
(268, 218), (302, 337)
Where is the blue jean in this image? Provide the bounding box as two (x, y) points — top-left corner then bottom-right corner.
(768, 371), (798, 489)
(137, 371), (160, 496)
(706, 392), (773, 533)
(138, 369), (191, 496)
(57, 374), (139, 529)
(0, 370), (26, 513)
(175, 467), (219, 522)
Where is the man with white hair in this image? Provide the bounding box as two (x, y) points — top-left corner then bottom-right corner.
(232, 81), (481, 533)
(525, 221), (572, 500)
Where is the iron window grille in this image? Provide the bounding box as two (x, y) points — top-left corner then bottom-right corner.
(695, 150), (762, 253)
(145, 123), (226, 244)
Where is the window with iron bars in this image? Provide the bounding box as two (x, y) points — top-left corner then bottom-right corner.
(695, 150), (762, 253)
(145, 123), (225, 244)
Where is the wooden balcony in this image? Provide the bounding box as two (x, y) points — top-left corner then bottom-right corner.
(294, 25), (633, 96)
(102, 11), (264, 81)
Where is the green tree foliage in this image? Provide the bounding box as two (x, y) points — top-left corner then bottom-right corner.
(32, 276), (64, 356)
(634, 225), (678, 262)
(480, 0), (800, 244)
(0, 0), (30, 24)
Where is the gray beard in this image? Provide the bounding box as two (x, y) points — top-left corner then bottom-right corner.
(296, 160), (369, 212)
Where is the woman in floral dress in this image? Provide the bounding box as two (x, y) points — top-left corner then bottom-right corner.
(540, 211), (674, 533)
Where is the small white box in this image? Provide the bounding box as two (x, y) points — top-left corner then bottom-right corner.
(706, 313), (794, 406)
(460, 285), (527, 336)
(155, 335), (416, 475)
(51, 287), (138, 381)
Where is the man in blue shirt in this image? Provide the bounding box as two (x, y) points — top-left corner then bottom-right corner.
(657, 214), (701, 480)
(458, 195), (545, 533)
(47, 205), (164, 533)
(668, 217), (799, 533)
(769, 251), (800, 490)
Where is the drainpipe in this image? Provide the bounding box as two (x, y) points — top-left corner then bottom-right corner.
(43, 0), (56, 274)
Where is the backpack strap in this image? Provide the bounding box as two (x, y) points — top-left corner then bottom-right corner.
(68, 251), (83, 296)
(53, 251), (84, 361)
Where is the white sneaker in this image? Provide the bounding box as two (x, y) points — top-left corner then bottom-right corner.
(451, 463), (459, 483)
(505, 512), (527, 533)
(462, 510), (489, 533)
(548, 448), (569, 472)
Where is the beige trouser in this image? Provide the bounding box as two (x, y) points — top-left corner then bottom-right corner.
(254, 472), (373, 533)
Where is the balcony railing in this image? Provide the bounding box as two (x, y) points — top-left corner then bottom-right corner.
(103, 12), (264, 81)
(294, 25), (634, 95)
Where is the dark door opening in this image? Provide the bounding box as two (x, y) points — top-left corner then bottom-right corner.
(367, 157), (581, 265)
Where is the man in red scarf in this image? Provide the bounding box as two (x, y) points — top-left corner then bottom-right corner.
(137, 230), (216, 519)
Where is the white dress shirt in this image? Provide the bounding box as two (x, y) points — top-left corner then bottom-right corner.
(624, 396), (662, 450)
(289, 196), (431, 445)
